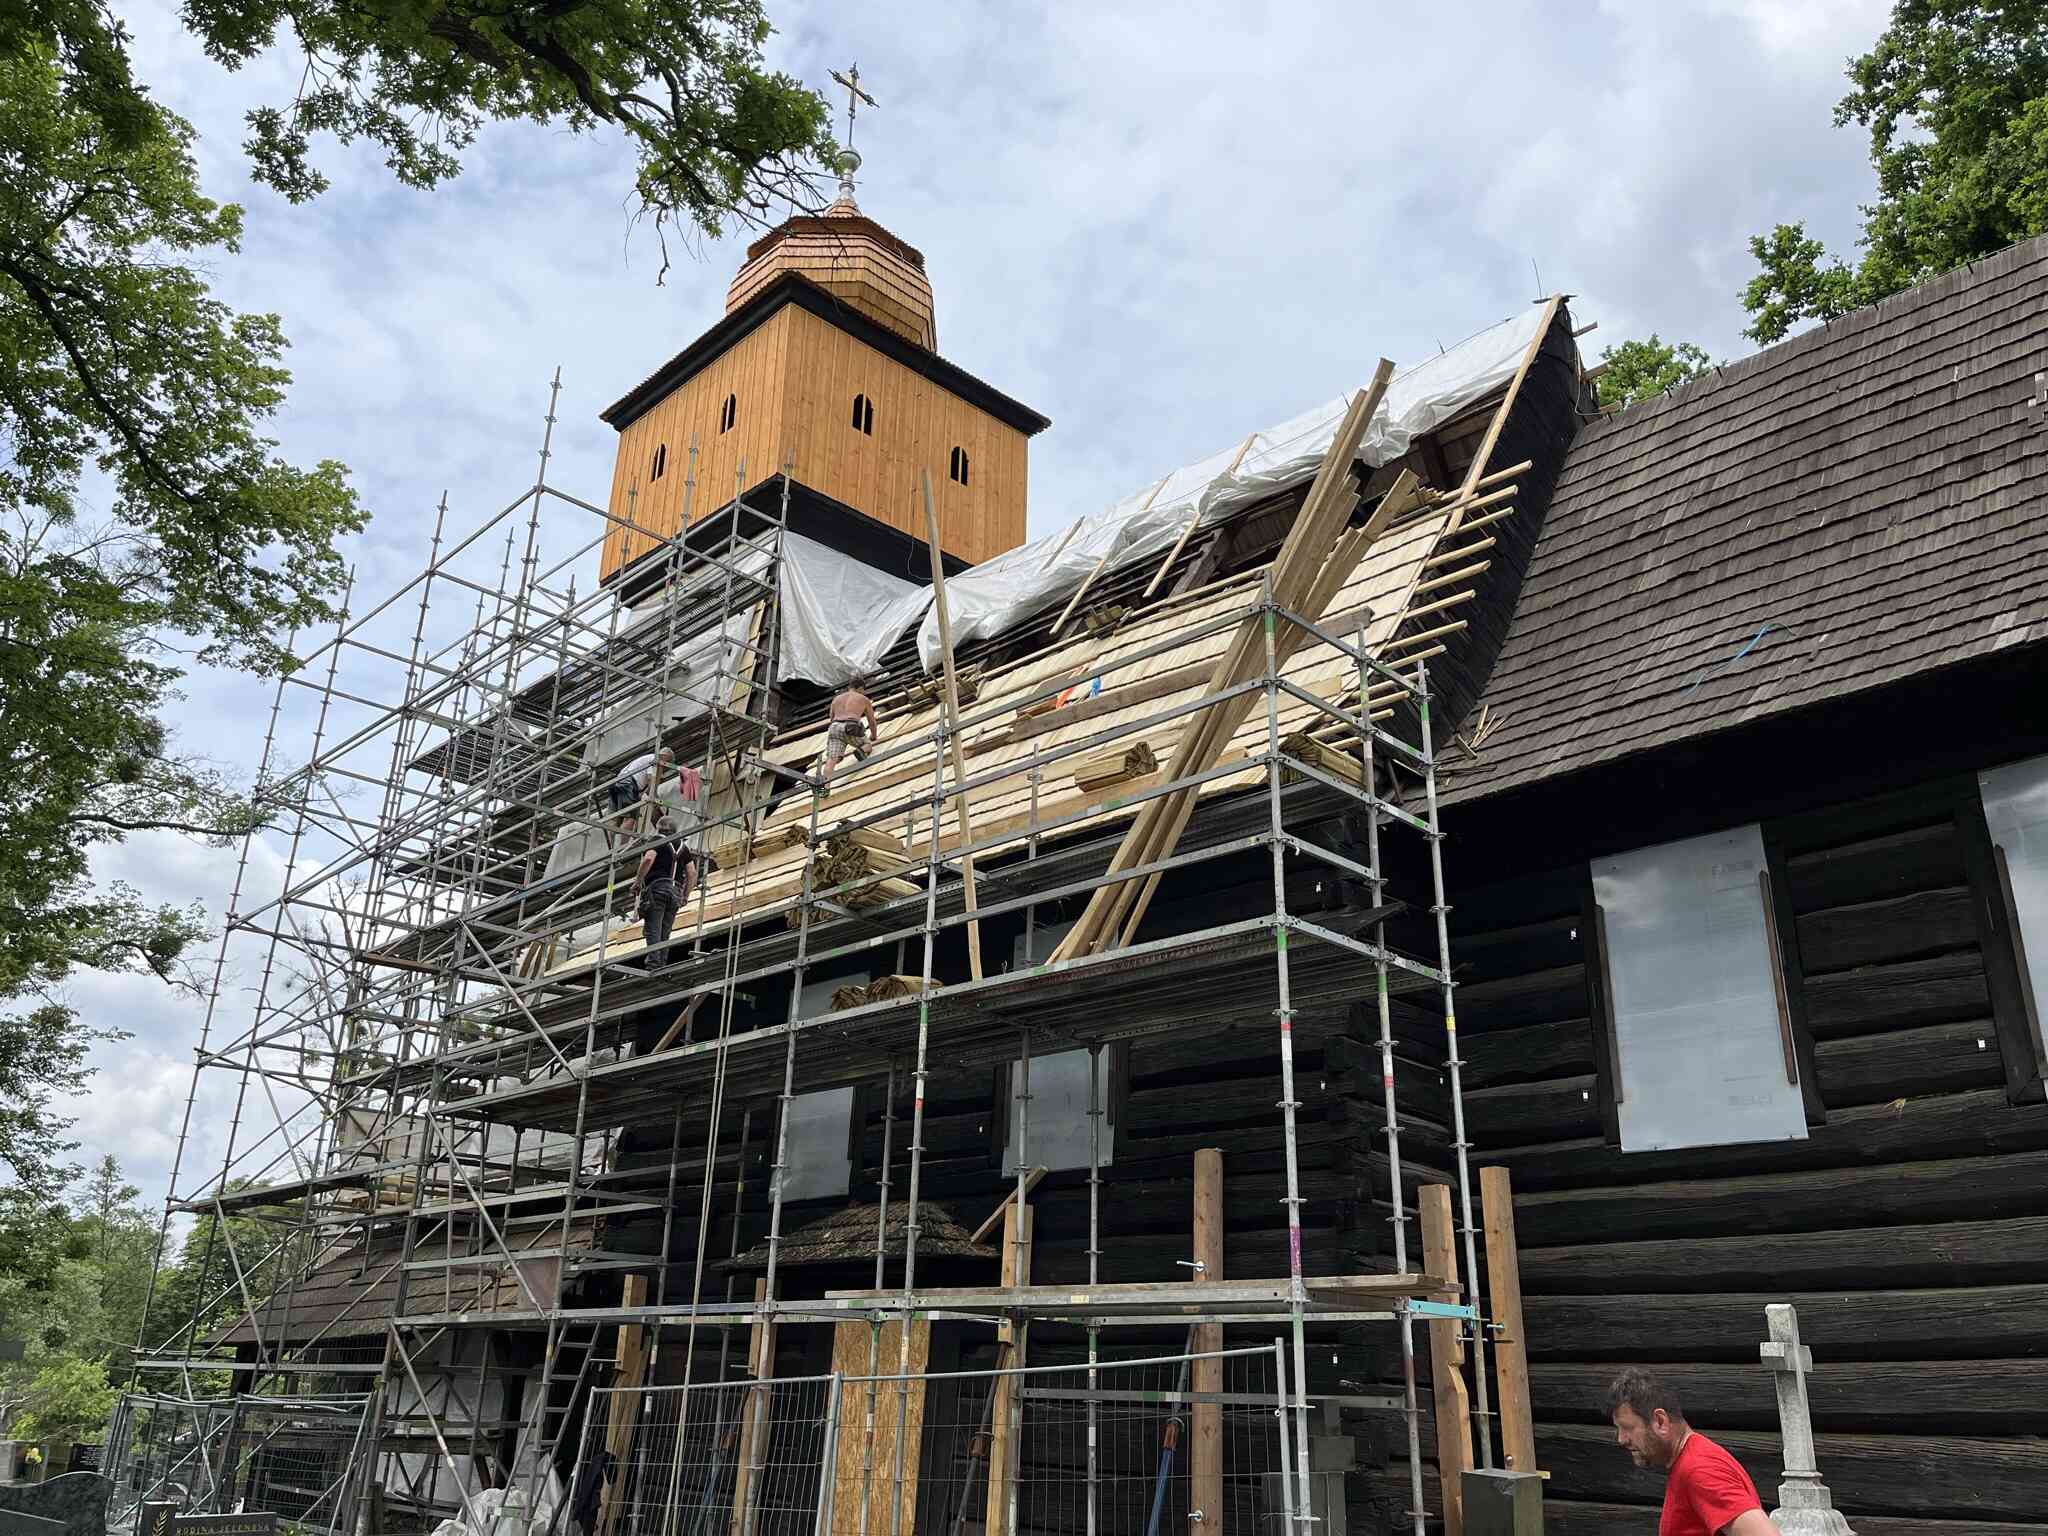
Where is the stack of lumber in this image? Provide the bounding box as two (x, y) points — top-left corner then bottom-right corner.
(907, 664), (983, 710)
(1050, 361), (1409, 964)
(768, 825), (811, 851)
(1071, 739), (1158, 793)
(1281, 729), (1368, 790)
(814, 828), (917, 887)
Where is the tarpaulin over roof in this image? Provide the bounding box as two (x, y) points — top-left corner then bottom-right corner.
(895, 303), (1551, 671)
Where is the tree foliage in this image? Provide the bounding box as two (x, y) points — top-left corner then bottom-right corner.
(14, 0), (834, 238)
(1744, 1), (2048, 342)
(1595, 335), (1715, 409)
(1, 47), (369, 1188)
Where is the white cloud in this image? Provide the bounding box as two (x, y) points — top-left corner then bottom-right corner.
(55, 0), (1895, 1214)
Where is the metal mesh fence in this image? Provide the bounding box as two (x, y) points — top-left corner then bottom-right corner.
(104, 1393), (372, 1536)
(576, 1346), (1290, 1536)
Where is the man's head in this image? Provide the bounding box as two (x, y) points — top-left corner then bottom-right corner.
(655, 816), (679, 837)
(1607, 1367), (1687, 1470)
(656, 747), (674, 765)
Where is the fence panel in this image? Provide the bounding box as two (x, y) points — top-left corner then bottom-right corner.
(579, 1347), (1288, 1536)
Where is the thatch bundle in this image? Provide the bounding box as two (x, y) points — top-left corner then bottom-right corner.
(1071, 739), (1158, 793)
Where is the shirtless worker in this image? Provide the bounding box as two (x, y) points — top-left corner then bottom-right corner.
(1608, 1367), (1781, 1536)
(820, 677), (880, 784)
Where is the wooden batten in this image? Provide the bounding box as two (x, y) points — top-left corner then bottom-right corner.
(1191, 1150), (1224, 1536)
(1480, 1165), (1539, 1477)
(986, 1202), (1032, 1536)
(1421, 1184), (1473, 1536)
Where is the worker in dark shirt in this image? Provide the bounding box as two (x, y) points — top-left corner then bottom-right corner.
(1609, 1368), (1780, 1536)
(635, 815), (694, 967)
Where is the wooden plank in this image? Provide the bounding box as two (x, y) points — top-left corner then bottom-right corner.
(1419, 1183), (1471, 1536)
(1190, 1149), (1223, 1536)
(1815, 1019), (2005, 1106)
(1517, 1214), (2048, 1294)
(922, 469), (983, 980)
(1479, 1167), (1537, 1477)
(970, 1166), (1047, 1243)
(596, 1275), (649, 1536)
(729, 1277), (777, 1536)
(829, 1319), (930, 1536)
(1803, 951), (1989, 1038)
(986, 1203), (1032, 1536)
(1521, 1284), (2048, 1363)
(1530, 1357), (2048, 1430)
(1511, 1147), (2048, 1247)
(1795, 886), (1978, 973)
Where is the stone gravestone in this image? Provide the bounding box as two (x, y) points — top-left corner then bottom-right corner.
(0, 1474), (112, 1536)
(1760, 1304), (1854, 1536)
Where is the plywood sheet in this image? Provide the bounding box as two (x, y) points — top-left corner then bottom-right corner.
(828, 1319), (931, 1536)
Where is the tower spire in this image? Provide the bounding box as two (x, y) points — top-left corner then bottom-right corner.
(827, 63), (877, 209)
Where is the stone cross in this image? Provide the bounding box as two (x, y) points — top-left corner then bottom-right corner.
(1759, 1304), (1854, 1536)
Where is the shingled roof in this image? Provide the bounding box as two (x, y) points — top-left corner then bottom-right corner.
(1442, 233), (2048, 806)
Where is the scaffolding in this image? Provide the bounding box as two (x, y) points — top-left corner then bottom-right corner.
(132, 368), (1509, 1536)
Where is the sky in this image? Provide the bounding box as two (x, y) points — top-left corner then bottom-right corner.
(50, 0), (1893, 1233)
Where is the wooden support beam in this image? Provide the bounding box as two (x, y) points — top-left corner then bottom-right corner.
(1191, 1149), (1224, 1536)
(1480, 1166), (1538, 1477)
(1447, 299), (1561, 535)
(1420, 1184), (1473, 1536)
(986, 1203), (1033, 1536)
(970, 1166), (1047, 1243)
(596, 1275), (649, 1536)
(922, 469), (984, 980)
(729, 1277), (778, 1536)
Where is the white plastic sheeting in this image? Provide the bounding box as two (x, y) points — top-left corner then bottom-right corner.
(890, 303), (1552, 671)
(776, 530), (928, 686)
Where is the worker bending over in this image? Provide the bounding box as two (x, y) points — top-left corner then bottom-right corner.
(821, 677), (880, 783)
(607, 746), (673, 842)
(1608, 1368), (1780, 1536)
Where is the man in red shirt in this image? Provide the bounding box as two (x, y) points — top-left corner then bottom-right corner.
(1608, 1368), (1781, 1536)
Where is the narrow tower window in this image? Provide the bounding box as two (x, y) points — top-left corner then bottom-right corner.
(720, 393), (737, 434)
(851, 393), (874, 435)
(949, 446), (971, 486)
(650, 443), (668, 481)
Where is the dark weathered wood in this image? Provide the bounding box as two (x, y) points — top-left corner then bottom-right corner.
(1796, 886), (1978, 973)
(1782, 821), (1963, 915)
(1459, 1018), (1596, 1089)
(1489, 1087), (2048, 1192)
(1814, 1020), (2006, 1106)
(1803, 950), (1990, 1038)
(1463, 1075), (1600, 1144)
(1453, 963), (1589, 1032)
(1453, 914), (1584, 984)
(1529, 1358), (2047, 1430)
(1543, 1497), (2048, 1536)
(1522, 1284), (2048, 1362)
(1534, 1420), (2048, 1520)
(1512, 1147), (2048, 1246)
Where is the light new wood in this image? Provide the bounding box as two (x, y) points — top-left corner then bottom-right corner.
(1420, 1185), (1473, 1536)
(986, 1203), (1033, 1536)
(971, 1165), (1048, 1243)
(830, 1318), (930, 1536)
(1446, 299), (1560, 535)
(1481, 1165), (1539, 1476)
(729, 1277), (778, 1536)
(1191, 1149), (1224, 1536)
(597, 1274), (650, 1536)
(923, 469), (983, 979)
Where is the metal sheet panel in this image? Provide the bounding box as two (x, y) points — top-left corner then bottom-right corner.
(1980, 753), (2048, 1096)
(1594, 824), (1808, 1151)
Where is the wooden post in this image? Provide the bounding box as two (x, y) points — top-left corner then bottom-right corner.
(1479, 1167), (1537, 1477)
(729, 1277), (778, 1536)
(985, 1203), (1032, 1536)
(596, 1275), (649, 1536)
(921, 469), (984, 980)
(1190, 1149), (1224, 1536)
(1419, 1185), (1472, 1536)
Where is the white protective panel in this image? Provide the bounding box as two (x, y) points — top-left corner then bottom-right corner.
(904, 304), (1553, 671)
(1002, 1048), (1113, 1175)
(1980, 754), (2048, 1096)
(780, 1085), (856, 1201)
(1593, 824), (1809, 1152)
(775, 530), (929, 686)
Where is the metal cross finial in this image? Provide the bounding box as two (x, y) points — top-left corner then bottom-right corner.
(828, 63), (876, 150)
